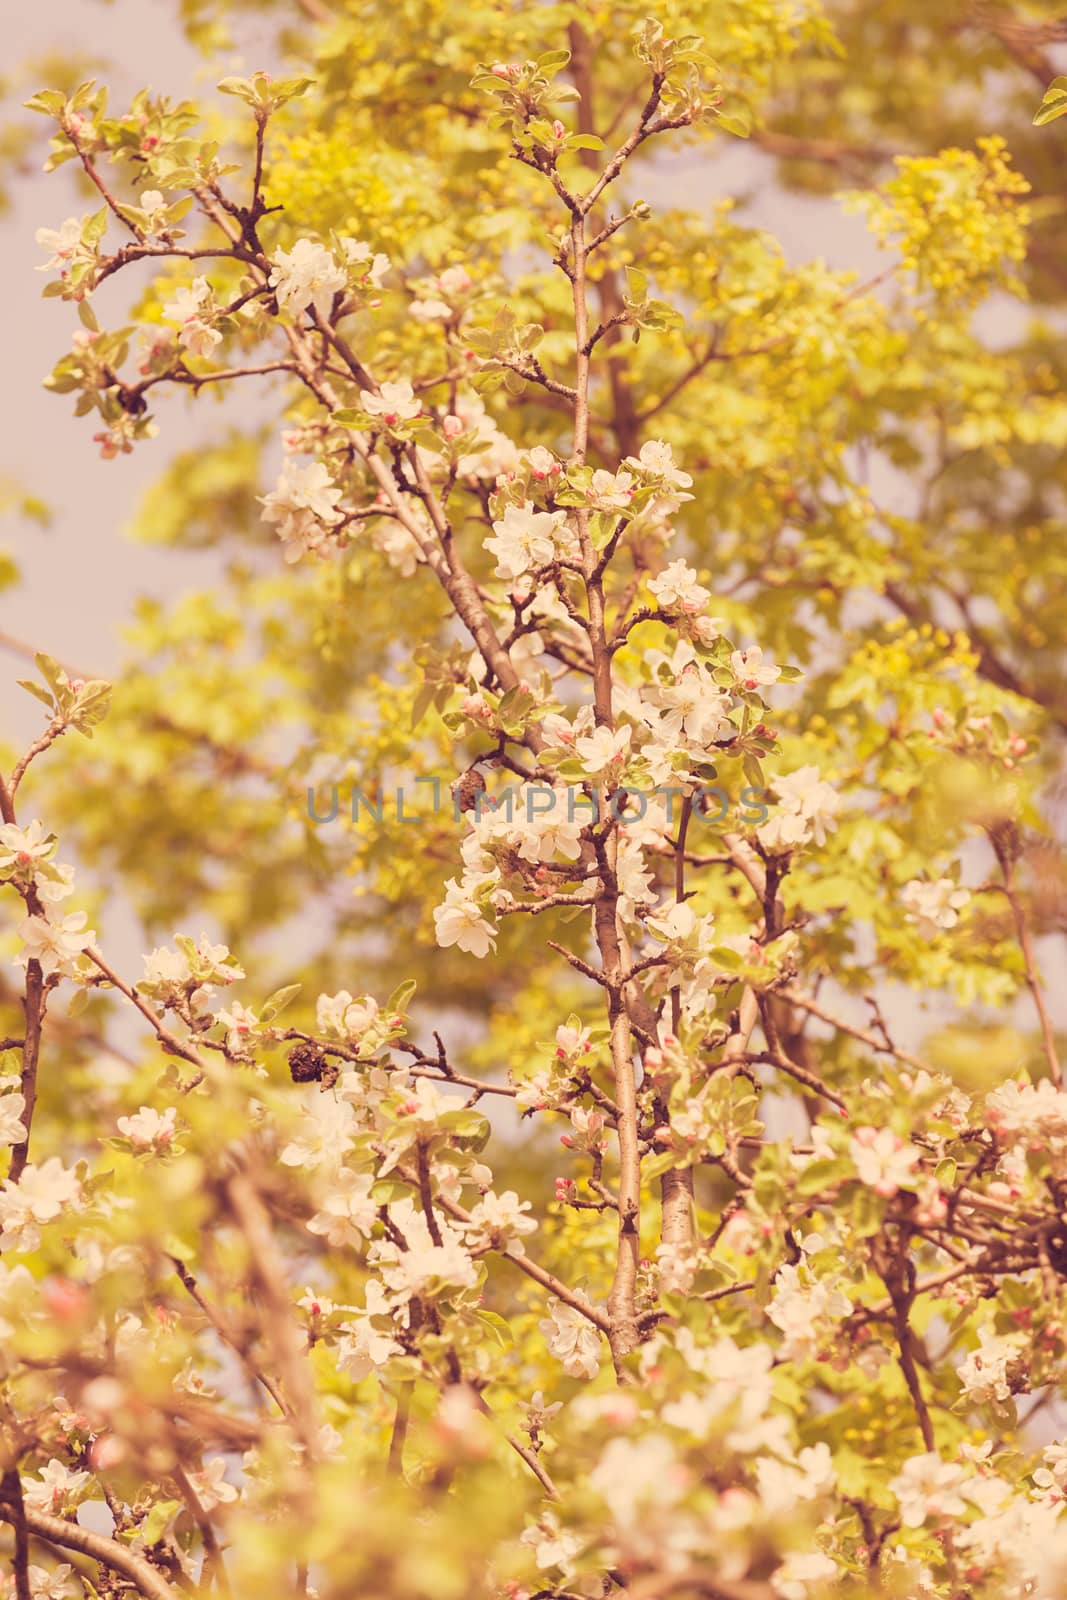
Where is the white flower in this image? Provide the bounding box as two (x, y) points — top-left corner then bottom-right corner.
(588, 467), (635, 509)
(520, 1512), (582, 1574)
(35, 218), (84, 272)
(182, 320), (222, 358)
(213, 1001), (257, 1060)
(452, 393), (519, 478)
(161, 276), (220, 357)
(767, 1262), (851, 1361)
(269, 238), (347, 319)
(484, 503), (568, 580)
(958, 1325), (1026, 1405)
(0, 1094), (26, 1148)
(360, 379), (421, 423)
(848, 1126), (920, 1198)
(28, 1564), (78, 1599)
(22, 1460), (90, 1513)
(625, 438), (693, 491)
(573, 723), (631, 777)
(0, 820), (56, 873)
(297, 1288), (336, 1320)
(902, 878), (970, 936)
(336, 1280), (403, 1378)
(464, 1190), (537, 1253)
(0, 1159), (81, 1252)
(588, 1434), (687, 1526)
(316, 991), (380, 1042)
(539, 1297), (602, 1378)
(648, 559), (711, 613)
(162, 277), (211, 324)
(187, 1456), (238, 1511)
(556, 1021), (591, 1057)
(771, 1552), (839, 1599)
(433, 879), (497, 958)
(306, 1169), (378, 1248)
(756, 1443), (835, 1516)
(369, 1199), (476, 1297)
(731, 644), (782, 689)
(16, 912), (94, 978)
(262, 461), (345, 526)
(987, 1077), (1067, 1143)
(260, 460), (347, 563)
(759, 766), (841, 852)
(340, 238), (390, 287)
(641, 645), (734, 752)
(410, 297), (452, 321)
(139, 189), (167, 227)
(115, 1105), (176, 1152)
(436, 265), (471, 297)
(889, 1452), (969, 1527)
(35, 862), (76, 905)
(141, 945), (193, 987)
(279, 1095), (356, 1172)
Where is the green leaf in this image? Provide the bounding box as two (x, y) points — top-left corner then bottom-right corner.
(261, 984), (301, 1023)
(716, 111), (751, 140)
(1035, 77), (1067, 125)
(794, 1156), (852, 1196)
(216, 76), (258, 106)
(135, 1499), (182, 1546)
(17, 680), (55, 711)
(24, 89), (68, 117)
(386, 979), (417, 1017)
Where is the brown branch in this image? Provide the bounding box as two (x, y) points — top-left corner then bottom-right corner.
(2, 1504), (180, 1600)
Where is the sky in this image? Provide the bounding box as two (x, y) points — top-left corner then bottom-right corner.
(2, 0), (267, 738)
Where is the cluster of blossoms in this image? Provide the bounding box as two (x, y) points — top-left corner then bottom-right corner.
(2, 820), (94, 979)
(409, 263), (474, 322)
(271, 1060), (545, 1384)
(757, 764), (842, 853)
(161, 275), (221, 358)
(269, 235), (390, 318)
(902, 875), (971, 935)
(139, 933), (244, 1009)
(260, 458), (348, 563)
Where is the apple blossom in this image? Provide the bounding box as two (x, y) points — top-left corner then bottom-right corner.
(21, 1459), (90, 1513)
(902, 876), (971, 935)
(15, 911), (94, 978)
(889, 1452), (970, 1527)
(849, 1125), (920, 1197)
(539, 1296), (602, 1379)
(115, 1104), (176, 1152)
(306, 1168), (378, 1247)
(483, 503), (570, 580)
(269, 238), (347, 319)
(360, 378), (422, 424)
(433, 878), (498, 957)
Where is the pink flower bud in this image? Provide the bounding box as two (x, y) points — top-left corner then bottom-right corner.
(552, 120), (566, 139)
(443, 414), (464, 438)
(44, 1279), (88, 1321)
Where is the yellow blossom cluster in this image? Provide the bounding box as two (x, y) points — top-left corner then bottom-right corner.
(850, 136), (1031, 307)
